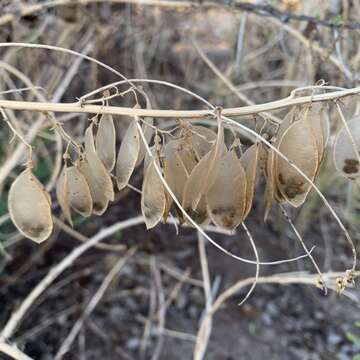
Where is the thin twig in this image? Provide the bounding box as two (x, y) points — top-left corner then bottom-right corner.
(54, 247), (137, 359)
(0, 341), (34, 360)
(0, 86), (359, 119)
(0, 216), (144, 340)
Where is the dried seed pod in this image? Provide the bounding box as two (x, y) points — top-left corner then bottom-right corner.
(116, 120), (140, 190)
(207, 149), (247, 230)
(79, 124), (114, 215)
(67, 165), (93, 217)
(333, 116), (360, 179)
(136, 118), (153, 167)
(9, 168), (53, 243)
(141, 157), (166, 229)
(275, 111), (319, 207)
(264, 108), (303, 219)
(182, 122), (224, 222)
(264, 146), (282, 220)
(95, 114), (116, 171)
(240, 143), (260, 218)
(306, 104), (330, 163)
(163, 139), (197, 221)
(190, 125), (217, 160)
(56, 165), (72, 226)
(136, 97), (154, 167)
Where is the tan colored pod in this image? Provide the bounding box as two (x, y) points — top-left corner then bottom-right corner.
(275, 112), (319, 207)
(9, 168), (53, 243)
(56, 165), (72, 226)
(207, 149), (247, 231)
(141, 158), (166, 229)
(182, 151), (216, 227)
(182, 122), (224, 226)
(96, 114), (116, 172)
(67, 165), (93, 217)
(305, 104), (329, 163)
(116, 120), (140, 190)
(136, 97), (154, 167)
(190, 125), (217, 161)
(240, 143), (260, 218)
(163, 139), (197, 220)
(333, 116), (360, 179)
(80, 124), (114, 215)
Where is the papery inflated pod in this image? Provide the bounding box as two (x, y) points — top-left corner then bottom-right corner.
(67, 165), (93, 217)
(116, 120), (140, 190)
(207, 149), (247, 230)
(141, 157), (166, 229)
(264, 147), (280, 220)
(275, 110), (319, 207)
(182, 121), (224, 221)
(9, 168), (53, 243)
(190, 125), (217, 160)
(56, 165), (72, 226)
(240, 143), (260, 218)
(136, 97), (154, 167)
(163, 139), (197, 222)
(79, 124), (114, 215)
(264, 107), (303, 219)
(306, 104), (330, 163)
(333, 116), (360, 179)
(96, 114), (116, 172)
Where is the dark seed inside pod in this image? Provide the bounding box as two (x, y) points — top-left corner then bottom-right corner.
(184, 207), (208, 225)
(211, 206), (237, 229)
(22, 224), (46, 237)
(343, 158), (359, 174)
(283, 178), (306, 199)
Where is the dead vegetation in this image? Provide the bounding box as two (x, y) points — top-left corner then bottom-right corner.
(0, 1), (360, 359)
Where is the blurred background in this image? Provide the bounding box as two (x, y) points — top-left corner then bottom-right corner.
(0, 0), (360, 359)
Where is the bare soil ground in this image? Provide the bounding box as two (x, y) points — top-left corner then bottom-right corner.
(1, 1), (360, 359)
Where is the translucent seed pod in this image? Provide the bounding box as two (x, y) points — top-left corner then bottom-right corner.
(136, 96), (154, 167)
(207, 149), (247, 231)
(141, 157), (166, 229)
(275, 112), (319, 207)
(80, 124), (114, 215)
(67, 165), (93, 217)
(333, 116), (360, 180)
(190, 125), (217, 161)
(163, 139), (197, 221)
(240, 143), (260, 218)
(116, 120), (140, 190)
(96, 114), (116, 172)
(9, 168), (53, 243)
(56, 165), (72, 226)
(306, 104), (330, 163)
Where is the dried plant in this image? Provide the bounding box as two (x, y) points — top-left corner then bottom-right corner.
(1, 4), (360, 358)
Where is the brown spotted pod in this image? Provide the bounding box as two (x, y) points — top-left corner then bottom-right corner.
(9, 168), (53, 243)
(333, 116), (360, 180)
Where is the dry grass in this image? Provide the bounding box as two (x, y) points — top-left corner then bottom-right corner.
(0, 1), (360, 359)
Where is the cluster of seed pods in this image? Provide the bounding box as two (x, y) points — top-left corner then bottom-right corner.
(7, 103), (360, 243)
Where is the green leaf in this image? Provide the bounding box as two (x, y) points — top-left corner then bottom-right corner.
(346, 332), (360, 347)
(353, 354), (360, 360)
